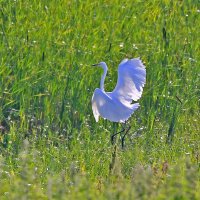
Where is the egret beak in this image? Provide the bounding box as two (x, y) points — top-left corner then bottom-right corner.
(92, 63), (99, 66)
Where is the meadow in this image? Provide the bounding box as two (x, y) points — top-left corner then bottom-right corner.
(0, 0), (199, 199)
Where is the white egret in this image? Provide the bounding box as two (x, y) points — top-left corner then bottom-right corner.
(92, 58), (146, 147)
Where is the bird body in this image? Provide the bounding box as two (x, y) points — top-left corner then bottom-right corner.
(92, 88), (140, 122)
(92, 58), (146, 123)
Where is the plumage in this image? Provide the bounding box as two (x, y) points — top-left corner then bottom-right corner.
(92, 58), (146, 123)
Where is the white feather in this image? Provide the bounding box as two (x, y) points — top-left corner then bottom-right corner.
(111, 58), (146, 104)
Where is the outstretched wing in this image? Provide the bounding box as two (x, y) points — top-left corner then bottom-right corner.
(110, 58), (146, 105)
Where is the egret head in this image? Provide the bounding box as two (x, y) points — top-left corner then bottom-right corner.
(92, 62), (107, 70)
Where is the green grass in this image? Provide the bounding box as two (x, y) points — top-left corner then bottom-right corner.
(0, 0), (199, 199)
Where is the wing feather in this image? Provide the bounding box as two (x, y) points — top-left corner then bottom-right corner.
(111, 58), (146, 105)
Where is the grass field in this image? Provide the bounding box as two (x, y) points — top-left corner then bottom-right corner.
(0, 0), (200, 199)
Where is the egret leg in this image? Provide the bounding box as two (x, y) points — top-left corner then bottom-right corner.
(121, 125), (131, 149)
(111, 124), (126, 145)
(109, 144), (117, 173)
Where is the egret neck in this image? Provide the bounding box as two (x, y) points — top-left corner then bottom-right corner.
(100, 62), (108, 91)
